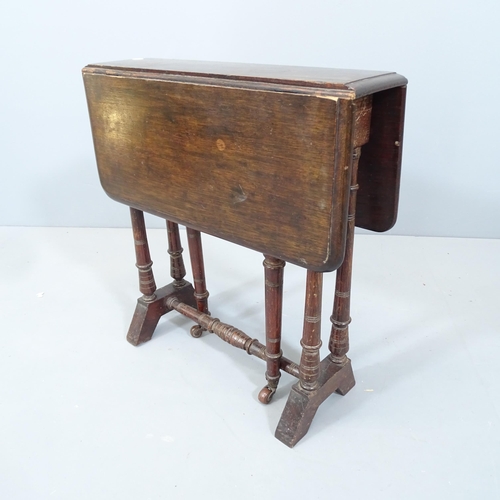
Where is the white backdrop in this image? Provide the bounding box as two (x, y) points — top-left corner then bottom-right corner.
(1, 0), (498, 237)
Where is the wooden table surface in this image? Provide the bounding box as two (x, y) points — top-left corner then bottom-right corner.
(83, 59), (407, 271)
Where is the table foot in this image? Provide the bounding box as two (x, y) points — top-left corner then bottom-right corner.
(127, 281), (197, 346)
(275, 356), (355, 447)
(334, 359), (356, 396)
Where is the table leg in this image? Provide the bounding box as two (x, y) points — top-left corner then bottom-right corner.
(299, 271), (323, 392)
(127, 210), (196, 346)
(126, 208), (159, 345)
(275, 271), (325, 446)
(328, 147), (361, 395)
(131, 208), (157, 300)
(258, 255), (285, 404)
(166, 220), (187, 287)
(275, 148), (363, 447)
(186, 227), (210, 338)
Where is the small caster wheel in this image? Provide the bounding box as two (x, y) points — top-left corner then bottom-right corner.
(258, 386), (276, 404)
(190, 325), (204, 338)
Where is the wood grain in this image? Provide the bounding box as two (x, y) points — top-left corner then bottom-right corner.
(299, 270), (323, 392)
(356, 86), (407, 231)
(84, 72), (350, 271)
(259, 255), (285, 403)
(166, 220), (186, 285)
(86, 59), (407, 96)
(82, 59), (408, 447)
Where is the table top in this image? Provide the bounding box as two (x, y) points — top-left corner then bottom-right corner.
(86, 59), (407, 98)
(83, 60), (407, 271)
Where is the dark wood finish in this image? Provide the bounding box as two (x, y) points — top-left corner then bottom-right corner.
(259, 256), (285, 404)
(329, 147), (362, 362)
(186, 227), (209, 338)
(166, 220), (186, 286)
(186, 227), (209, 314)
(275, 356), (355, 448)
(299, 271), (324, 392)
(127, 209), (197, 345)
(83, 59), (407, 447)
(329, 97), (372, 363)
(275, 98), (371, 446)
(167, 296), (257, 351)
(86, 59), (406, 96)
(82, 66), (388, 272)
(356, 86), (407, 231)
(127, 282), (197, 346)
(84, 60), (406, 248)
(130, 208), (156, 299)
(166, 296), (300, 378)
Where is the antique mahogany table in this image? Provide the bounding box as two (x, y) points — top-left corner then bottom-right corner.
(83, 59), (407, 447)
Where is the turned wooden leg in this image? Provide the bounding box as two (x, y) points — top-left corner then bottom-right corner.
(258, 255), (285, 404)
(275, 271), (324, 446)
(299, 271), (323, 391)
(126, 208), (158, 345)
(131, 208), (157, 300)
(186, 227), (210, 338)
(275, 149), (363, 447)
(166, 220), (187, 287)
(328, 147), (361, 396)
(126, 209), (196, 346)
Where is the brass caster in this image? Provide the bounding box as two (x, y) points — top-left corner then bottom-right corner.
(258, 386), (276, 404)
(190, 325), (204, 338)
